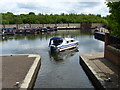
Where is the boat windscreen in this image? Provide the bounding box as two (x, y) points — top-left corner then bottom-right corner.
(53, 39), (63, 46)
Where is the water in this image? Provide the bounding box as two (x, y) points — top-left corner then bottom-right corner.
(0, 30), (104, 88)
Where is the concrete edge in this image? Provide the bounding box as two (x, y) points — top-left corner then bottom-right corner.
(0, 54), (2, 90)
(19, 54), (41, 89)
(1, 54), (41, 89)
(79, 55), (105, 90)
(0, 54), (31, 56)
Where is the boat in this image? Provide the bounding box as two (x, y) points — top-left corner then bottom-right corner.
(41, 27), (48, 32)
(49, 37), (79, 52)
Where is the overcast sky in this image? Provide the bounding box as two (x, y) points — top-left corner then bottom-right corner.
(0, 0), (110, 16)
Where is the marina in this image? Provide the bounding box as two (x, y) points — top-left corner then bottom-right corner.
(1, 30), (104, 89)
(0, 23), (103, 36)
(1, 0), (120, 89)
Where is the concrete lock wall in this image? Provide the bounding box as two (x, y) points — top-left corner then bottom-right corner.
(91, 23), (103, 28)
(105, 45), (120, 66)
(104, 33), (120, 67)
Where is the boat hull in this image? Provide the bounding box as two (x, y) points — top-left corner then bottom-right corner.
(59, 43), (78, 51)
(49, 42), (78, 52)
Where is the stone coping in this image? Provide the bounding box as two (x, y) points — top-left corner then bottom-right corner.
(80, 52), (120, 89)
(1, 54), (41, 89)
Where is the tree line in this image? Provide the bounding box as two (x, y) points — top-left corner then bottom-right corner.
(1, 12), (107, 24)
(106, 1), (120, 37)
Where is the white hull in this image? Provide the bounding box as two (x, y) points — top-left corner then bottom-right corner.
(59, 43), (78, 51)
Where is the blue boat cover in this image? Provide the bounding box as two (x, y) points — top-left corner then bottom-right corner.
(6, 28), (10, 32)
(49, 37), (63, 46)
(50, 37), (62, 40)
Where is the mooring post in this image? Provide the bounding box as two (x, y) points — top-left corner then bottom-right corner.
(104, 33), (110, 58)
(68, 23), (69, 27)
(42, 24), (44, 28)
(29, 24), (31, 28)
(3, 24), (5, 28)
(16, 24), (18, 29)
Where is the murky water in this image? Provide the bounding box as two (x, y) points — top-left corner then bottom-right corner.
(0, 30), (104, 88)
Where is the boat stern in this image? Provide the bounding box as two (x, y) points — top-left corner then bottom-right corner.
(49, 45), (59, 52)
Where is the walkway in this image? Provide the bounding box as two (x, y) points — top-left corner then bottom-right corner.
(80, 52), (120, 90)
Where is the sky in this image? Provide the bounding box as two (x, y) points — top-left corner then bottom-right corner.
(0, 0), (110, 16)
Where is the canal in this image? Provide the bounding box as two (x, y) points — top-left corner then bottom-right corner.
(0, 30), (104, 88)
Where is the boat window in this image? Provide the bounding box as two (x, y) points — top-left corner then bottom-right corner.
(71, 40), (74, 42)
(50, 40), (54, 45)
(53, 39), (63, 46)
(67, 41), (69, 43)
(59, 39), (63, 43)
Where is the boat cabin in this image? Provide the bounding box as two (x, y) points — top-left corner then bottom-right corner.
(49, 37), (63, 46)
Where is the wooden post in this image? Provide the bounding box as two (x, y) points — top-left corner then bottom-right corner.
(68, 23), (69, 27)
(3, 24), (5, 28)
(16, 24), (18, 29)
(80, 23), (81, 29)
(29, 24), (31, 28)
(42, 24), (44, 28)
(105, 33), (110, 46)
(104, 33), (110, 58)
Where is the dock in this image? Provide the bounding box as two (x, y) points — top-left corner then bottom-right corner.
(80, 52), (120, 90)
(1, 54), (41, 89)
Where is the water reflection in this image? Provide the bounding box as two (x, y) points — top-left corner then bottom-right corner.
(49, 48), (79, 61)
(0, 30), (92, 42)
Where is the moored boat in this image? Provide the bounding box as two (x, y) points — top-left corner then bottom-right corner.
(49, 37), (79, 52)
(41, 27), (48, 32)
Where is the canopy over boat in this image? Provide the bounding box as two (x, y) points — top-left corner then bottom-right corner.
(50, 37), (62, 40)
(49, 37), (63, 46)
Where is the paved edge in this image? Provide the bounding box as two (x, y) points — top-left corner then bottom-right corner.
(0, 54), (2, 90)
(1, 54), (41, 89)
(19, 54), (41, 89)
(79, 55), (105, 90)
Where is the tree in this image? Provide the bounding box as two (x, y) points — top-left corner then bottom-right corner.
(14, 15), (23, 24)
(29, 12), (35, 15)
(106, 1), (120, 37)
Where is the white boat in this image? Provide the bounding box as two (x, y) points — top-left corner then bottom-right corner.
(49, 37), (79, 52)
